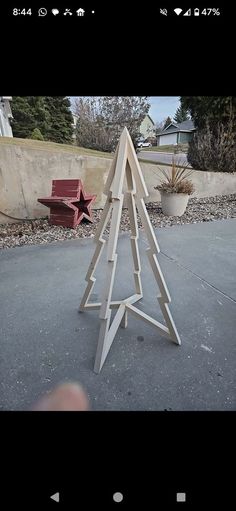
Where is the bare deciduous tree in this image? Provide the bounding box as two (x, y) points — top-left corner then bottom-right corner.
(155, 120), (165, 134)
(74, 96), (150, 152)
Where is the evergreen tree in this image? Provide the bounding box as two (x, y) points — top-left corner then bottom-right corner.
(11, 97), (37, 138)
(173, 104), (190, 123)
(44, 97), (74, 143)
(27, 96), (51, 136)
(183, 97), (236, 172)
(11, 96), (73, 143)
(180, 96), (236, 129)
(188, 115), (236, 173)
(163, 116), (173, 129)
(11, 96), (50, 139)
(31, 127), (44, 140)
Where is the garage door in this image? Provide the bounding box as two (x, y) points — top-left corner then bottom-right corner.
(159, 133), (177, 145)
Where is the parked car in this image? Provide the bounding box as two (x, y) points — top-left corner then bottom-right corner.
(137, 141), (151, 148)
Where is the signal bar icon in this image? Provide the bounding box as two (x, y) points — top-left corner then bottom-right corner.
(183, 8), (191, 16)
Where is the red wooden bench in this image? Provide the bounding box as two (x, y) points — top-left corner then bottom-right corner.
(38, 179), (96, 228)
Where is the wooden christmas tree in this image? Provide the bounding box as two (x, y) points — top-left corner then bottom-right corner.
(79, 128), (181, 373)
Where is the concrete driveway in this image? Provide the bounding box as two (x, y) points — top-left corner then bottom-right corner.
(0, 219), (235, 410)
(138, 150), (189, 165)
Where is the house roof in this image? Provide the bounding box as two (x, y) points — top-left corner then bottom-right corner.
(142, 114), (155, 126)
(176, 120), (195, 131)
(159, 119), (195, 136)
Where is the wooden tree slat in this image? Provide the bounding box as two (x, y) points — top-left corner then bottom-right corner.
(99, 256), (118, 320)
(126, 303), (171, 338)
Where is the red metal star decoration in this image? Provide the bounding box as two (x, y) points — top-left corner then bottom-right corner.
(38, 179), (96, 228)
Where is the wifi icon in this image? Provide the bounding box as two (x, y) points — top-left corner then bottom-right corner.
(174, 8), (183, 15)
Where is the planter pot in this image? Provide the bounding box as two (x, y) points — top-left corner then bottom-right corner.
(160, 192), (189, 216)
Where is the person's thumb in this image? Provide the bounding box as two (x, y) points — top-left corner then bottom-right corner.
(32, 382), (89, 411)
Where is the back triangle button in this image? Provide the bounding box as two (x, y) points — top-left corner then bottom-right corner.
(50, 492), (60, 503)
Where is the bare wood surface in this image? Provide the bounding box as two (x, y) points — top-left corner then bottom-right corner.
(79, 127), (181, 373)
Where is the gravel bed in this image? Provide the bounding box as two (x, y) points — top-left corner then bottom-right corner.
(1, 194), (236, 250)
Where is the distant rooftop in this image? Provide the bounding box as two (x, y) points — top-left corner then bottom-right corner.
(160, 119), (195, 134)
(175, 120), (195, 131)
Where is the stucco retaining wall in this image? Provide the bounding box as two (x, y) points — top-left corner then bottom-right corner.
(0, 141), (236, 224)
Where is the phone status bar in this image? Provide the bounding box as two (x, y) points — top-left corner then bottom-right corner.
(9, 6), (224, 19)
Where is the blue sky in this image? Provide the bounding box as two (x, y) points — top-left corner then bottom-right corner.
(148, 96), (180, 123)
(70, 96), (180, 124)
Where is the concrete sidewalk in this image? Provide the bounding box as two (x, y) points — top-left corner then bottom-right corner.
(0, 219), (235, 410)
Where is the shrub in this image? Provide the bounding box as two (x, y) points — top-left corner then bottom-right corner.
(187, 116), (236, 173)
(158, 179), (194, 195)
(31, 128), (44, 141)
(154, 157), (195, 194)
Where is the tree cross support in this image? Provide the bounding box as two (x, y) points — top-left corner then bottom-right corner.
(79, 127), (181, 373)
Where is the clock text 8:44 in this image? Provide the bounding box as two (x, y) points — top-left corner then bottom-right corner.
(13, 8), (32, 15)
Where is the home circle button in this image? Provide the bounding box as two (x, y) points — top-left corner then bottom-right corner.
(113, 492), (123, 502)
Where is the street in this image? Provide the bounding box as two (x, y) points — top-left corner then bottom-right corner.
(138, 150), (190, 166)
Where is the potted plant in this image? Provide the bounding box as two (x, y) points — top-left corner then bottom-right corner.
(154, 157), (195, 216)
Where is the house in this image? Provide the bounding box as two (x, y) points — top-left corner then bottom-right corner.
(139, 114), (156, 140)
(157, 120), (196, 146)
(71, 112), (78, 139)
(76, 8), (85, 16)
(0, 97), (13, 137)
